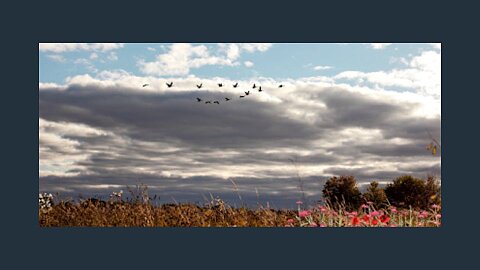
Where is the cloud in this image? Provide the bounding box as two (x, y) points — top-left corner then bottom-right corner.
(244, 61), (254, 68)
(138, 43), (272, 76)
(107, 52), (118, 61)
(89, 53), (98, 60)
(334, 50), (441, 98)
(39, 43), (124, 53)
(313, 65), (332, 71)
(370, 43), (393, 50)
(46, 54), (67, 63)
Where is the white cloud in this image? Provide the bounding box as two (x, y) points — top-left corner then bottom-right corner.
(147, 47), (156, 52)
(46, 54), (66, 63)
(244, 61), (254, 67)
(39, 43), (124, 53)
(313, 65), (332, 71)
(89, 53), (98, 60)
(138, 43), (272, 76)
(370, 43), (392, 50)
(334, 50), (441, 98)
(107, 52), (118, 61)
(74, 58), (98, 73)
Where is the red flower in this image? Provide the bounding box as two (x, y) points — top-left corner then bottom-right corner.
(351, 216), (360, 226)
(380, 215), (390, 224)
(362, 215), (370, 223)
(372, 219), (378, 226)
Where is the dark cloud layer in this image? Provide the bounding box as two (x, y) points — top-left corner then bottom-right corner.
(39, 83), (441, 207)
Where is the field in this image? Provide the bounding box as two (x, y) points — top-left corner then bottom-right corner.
(38, 196), (441, 227)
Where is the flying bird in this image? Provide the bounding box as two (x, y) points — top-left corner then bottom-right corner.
(218, 83), (223, 87)
(196, 98), (202, 102)
(225, 97), (231, 101)
(205, 101), (212, 104)
(166, 82), (173, 88)
(142, 84), (149, 87)
(239, 95), (245, 98)
(197, 83), (202, 89)
(252, 83), (256, 89)
(258, 86), (262, 92)
(278, 84), (284, 88)
(214, 101), (220, 104)
(245, 91), (250, 96)
(233, 83), (238, 88)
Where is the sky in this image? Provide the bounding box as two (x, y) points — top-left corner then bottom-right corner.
(39, 43), (441, 208)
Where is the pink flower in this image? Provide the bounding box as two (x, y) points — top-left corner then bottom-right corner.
(319, 206), (327, 213)
(350, 211), (358, 216)
(296, 201), (303, 205)
(361, 204), (369, 209)
(431, 204), (440, 209)
(435, 214), (442, 219)
(299, 210), (311, 218)
(287, 219), (294, 223)
(370, 211), (380, 217)
(309, 222), (318, 227)
(320, 223), (326, 227)
(390, 207), (397, 214)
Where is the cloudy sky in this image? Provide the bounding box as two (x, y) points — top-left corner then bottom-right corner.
(39, 43), (441, 208)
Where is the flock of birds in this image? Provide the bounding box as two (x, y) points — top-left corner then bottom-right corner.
(141, 82), (284, 104)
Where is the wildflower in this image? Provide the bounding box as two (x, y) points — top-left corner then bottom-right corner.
(309, 222), (318, 227)
(362, 215), (370, 223)
(371, 219), (378, 226)
(431, 204), (440, 209)
(380, 215), (390, 224)
(296, 201), (303, 205)
(299, 210), (311, 218)
(361, 204), (369, 209)
(389, 207), (397, 214)
(319, 206), (327, 213)
(435, 214), (442, 219)
(287, 219), (294, 223)
(370, 211), (380, 217)
(319, 223), (326, 227)
(389, 224), (397, 228)
(351, 216), (360, 226)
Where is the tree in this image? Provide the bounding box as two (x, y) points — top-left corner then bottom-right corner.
(322, 175), (362, 211)
(384, 175), (431, 209)
(363, 181), (388, 209)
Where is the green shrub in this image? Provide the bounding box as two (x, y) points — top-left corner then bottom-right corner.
(322, 175), (362, 211)
(384, 175), (440, 209)
(363, 181), (388, 208)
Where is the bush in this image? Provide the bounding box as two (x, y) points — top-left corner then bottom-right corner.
(384, 175), (440, 209)
(322, 175), (362, 211)
(363, 181), (388, 208)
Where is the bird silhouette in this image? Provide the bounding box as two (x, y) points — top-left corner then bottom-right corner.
(166, 82), (173, 88)
(245, 91), (250, 95)
(252, 83), (256, 89)
(142, 84), (149, 87)
(196, 98), (202, 102)
(233, 83), (238, 88)
(214, 101), (220, 104)
(218, 83), (223, 87)
(205, 101), (212, 104)
(197, 83), (202, 89)
(239, 95), (245, 98)
(258, 86), (262, 92)
(278, 84), (284, 88)
(225, 97), (231, 101)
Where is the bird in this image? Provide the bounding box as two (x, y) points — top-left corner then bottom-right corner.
(218, 83), (223, 87)
(142, 84), (149, 87)
(166, 82), (173, 88)
(278, 84), (284, 88)
(197, 83), (202, 89)
(245, 91), (250, 96)
(258, 86), (262, 92)
(196, 98), (202, 102)
(239, 95), (245, 98)
(214, 101), (220, 104)
(205, 101), (212, 104)
(233, 83), (238, 88)
(252, 83), (256, 89)
(225, 97), (231, 101)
